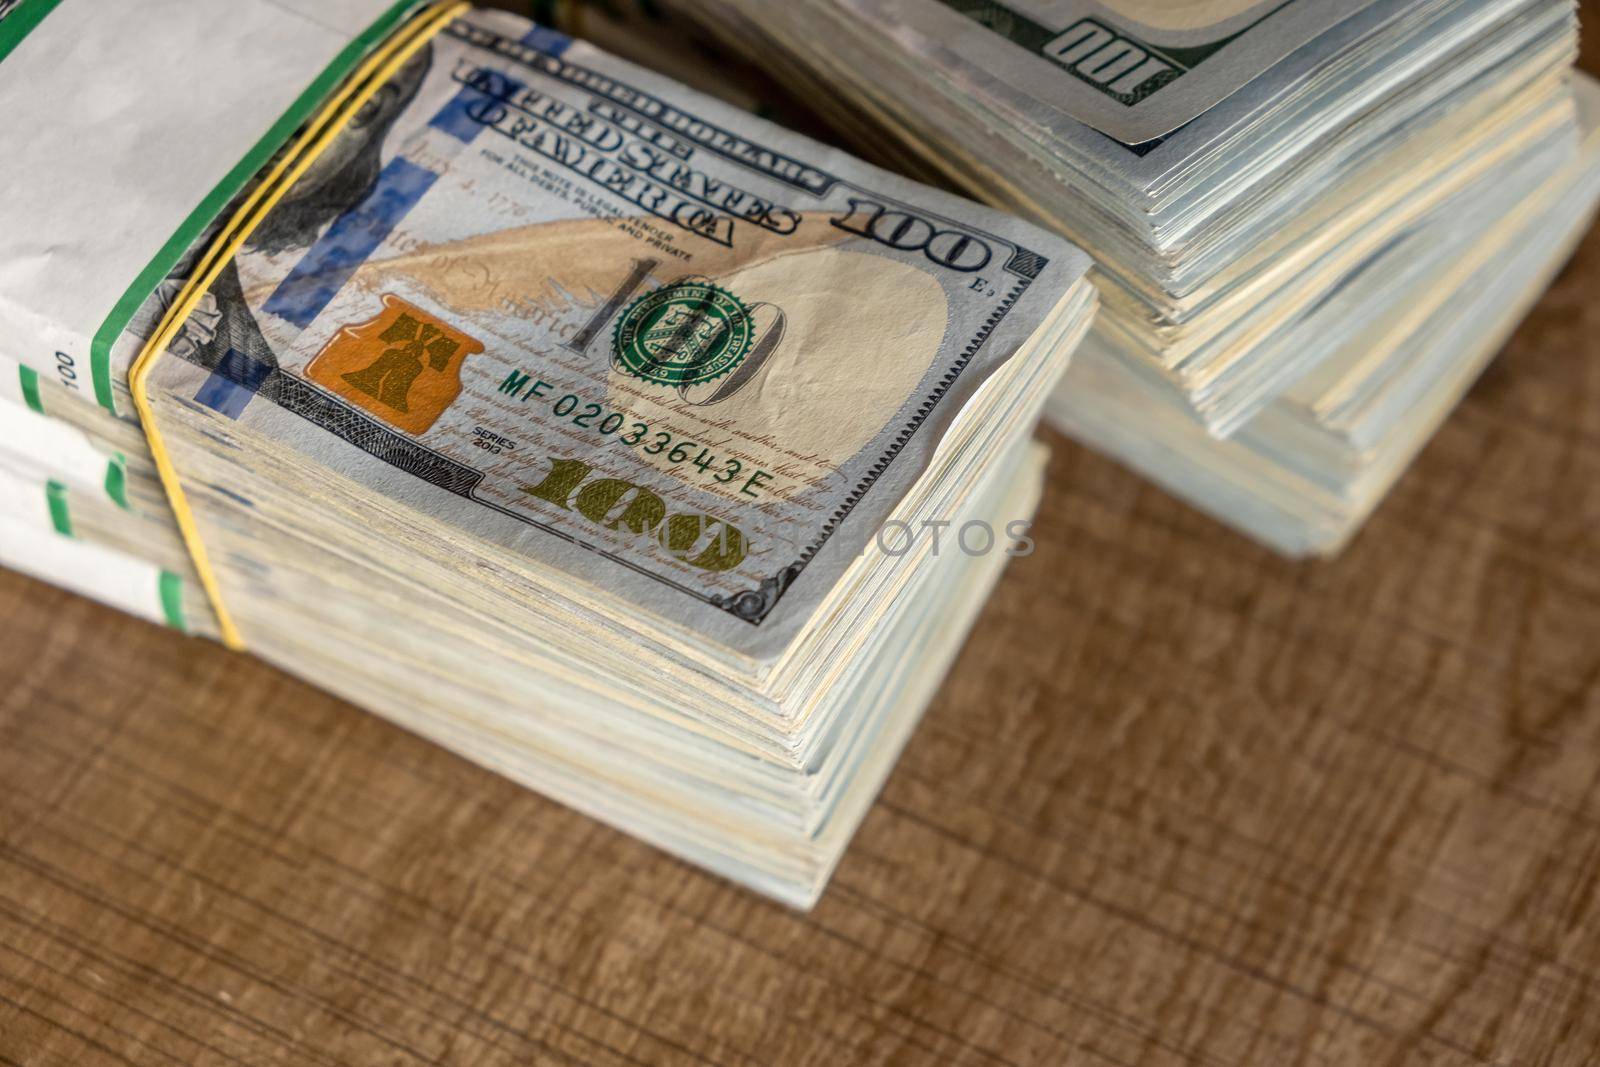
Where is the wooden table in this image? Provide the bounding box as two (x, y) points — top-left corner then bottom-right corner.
(6, 47), (1600, 1067)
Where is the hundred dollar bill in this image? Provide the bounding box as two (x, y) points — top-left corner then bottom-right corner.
(839, 0), (1385, 143)
(140, 8), (1094, 663)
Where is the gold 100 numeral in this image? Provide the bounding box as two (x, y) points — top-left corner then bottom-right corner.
(830, 197), (993, 272)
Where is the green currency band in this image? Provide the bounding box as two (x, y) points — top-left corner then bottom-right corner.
(17, 363), (44, 414)
(158, 570), (187, 632)
(45, 479), (71, 537)
(612, 282), (755, 387)
(0, 0), (67, 66)
(104, 453), (130, 510)
(84, 0), (427, 415)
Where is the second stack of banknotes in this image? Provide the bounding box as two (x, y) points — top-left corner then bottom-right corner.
(662, 0), (1600, 555)
(0, 1), (1096, 906)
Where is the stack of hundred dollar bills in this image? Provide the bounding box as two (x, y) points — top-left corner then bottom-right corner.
(658, 0), (1600, 555)
(0, 1), (1096, 906)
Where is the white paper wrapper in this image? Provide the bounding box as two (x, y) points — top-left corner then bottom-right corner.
(0, 516), (182, 627)
(0, 0), (421, 413)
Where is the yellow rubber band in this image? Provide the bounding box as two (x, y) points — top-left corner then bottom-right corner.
(130, 1), (470, 652)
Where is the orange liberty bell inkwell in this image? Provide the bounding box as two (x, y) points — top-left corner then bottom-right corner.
(306, 293), (485, 434)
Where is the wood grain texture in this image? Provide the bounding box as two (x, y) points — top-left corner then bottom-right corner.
(5, 29), (1600, 1067)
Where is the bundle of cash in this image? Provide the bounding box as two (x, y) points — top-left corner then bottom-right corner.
(0, 2), (1095, 905)
(1055, 80), (1600, 552)
(0, 359), (220, 636)
(657, 0), (1600, 554)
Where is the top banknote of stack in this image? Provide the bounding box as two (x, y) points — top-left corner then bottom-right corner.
(0, 1), (1095, 906)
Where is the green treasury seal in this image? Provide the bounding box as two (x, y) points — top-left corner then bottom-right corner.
(613, 280), (754, 387)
